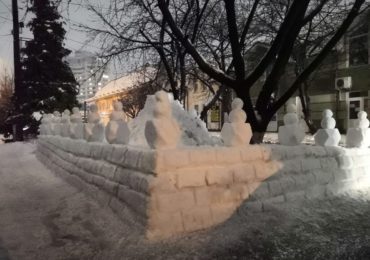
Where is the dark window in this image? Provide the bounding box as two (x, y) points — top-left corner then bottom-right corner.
(349, 100), (361, 119)
(349, 35), (368, 66)
(349, 91), (361, 98)
(349, 23), (368, 66)
(349, 91), (368, 98)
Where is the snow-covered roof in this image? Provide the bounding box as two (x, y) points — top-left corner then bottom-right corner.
(85, 71), (145, 102)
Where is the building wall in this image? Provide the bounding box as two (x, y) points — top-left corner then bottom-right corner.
(94, 94), (129, 124)
(66, 51), (110, 104)
(185, 81), (222, 130)
(272, 13), (370, 132)
(37, 135), (370, 239)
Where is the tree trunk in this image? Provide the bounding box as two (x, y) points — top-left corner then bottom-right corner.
(235, 88), (270, 144)
(298, 82), (317, 134)
(250, 119), (270, 144)
(221, 87), (232, 125)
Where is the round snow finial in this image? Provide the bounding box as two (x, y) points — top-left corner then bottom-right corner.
(155, 90), (170, 103)
(231, 98), (244, 110)
(63, 109), (70, 116)
(322, 109), (333, 118)
(321, 109), (336, 129)
(229, 109), (247, 123)
(72, 107), (79, 114)
(286, 104), (297, 113)
(358, 111), (367, 120)
(113, 101), (123, 111)
(153, 90), (171, 118)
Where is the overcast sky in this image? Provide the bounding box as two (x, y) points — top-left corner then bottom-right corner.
(0, 0), (106, 76)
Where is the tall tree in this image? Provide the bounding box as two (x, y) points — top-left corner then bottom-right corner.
(256, 0), (354, 134)
(157, 0), (367, 142)
(20, 0), (78, 129)
(82, 0), (213, 103)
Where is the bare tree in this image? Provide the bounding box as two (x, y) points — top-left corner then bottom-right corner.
(82, 0), (210, 103)
(157, 0), (367, 142)
(259, 0), (357, 133)
(120, 77), (163, 118)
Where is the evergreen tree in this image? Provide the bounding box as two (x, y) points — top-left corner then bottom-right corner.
(20, 0), (78, 124)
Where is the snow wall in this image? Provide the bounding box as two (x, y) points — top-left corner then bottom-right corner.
(37, 135), (370, 239)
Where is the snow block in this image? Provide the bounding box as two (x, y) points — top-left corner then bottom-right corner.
(36, 136), (370, 241)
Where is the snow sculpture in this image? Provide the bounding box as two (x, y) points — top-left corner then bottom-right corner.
(129, 93), (216, 147)
(346, 111), (370, 148)
(278, 104), (305, 145)
(39, 113), (53, 135)
(189, 108), (198, 118)
(69, 107), (84, 139)
(105, 101), (130, 144)
(145, 91), (181, 149)
(221, 98), (252, 146)
(60, 109), (71, 137)
(84, 104), (104, 142)
(314, 109), (341, 146)
(50, 111), (62, 136)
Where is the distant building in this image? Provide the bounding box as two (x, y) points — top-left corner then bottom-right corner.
(85, 67), (223, 129)
(86, 69), (154, 124)
(277, 11), (370, 132)
(66, 51), (110, 104)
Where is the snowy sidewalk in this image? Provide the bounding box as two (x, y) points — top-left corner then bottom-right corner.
(0, 142), (133, 259)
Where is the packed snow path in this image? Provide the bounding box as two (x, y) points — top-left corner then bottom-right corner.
(0, 142), (134, 259)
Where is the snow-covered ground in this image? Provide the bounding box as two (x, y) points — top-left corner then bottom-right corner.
(1, 141), (370, 259)
(0, 142), (135, 259)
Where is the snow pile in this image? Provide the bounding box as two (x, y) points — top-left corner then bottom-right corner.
(128, 94), (220, 147)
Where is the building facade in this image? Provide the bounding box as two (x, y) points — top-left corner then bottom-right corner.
(66, 51), (110, 104)
(86, 69), (156, 124)
(280, 11), (370, 132)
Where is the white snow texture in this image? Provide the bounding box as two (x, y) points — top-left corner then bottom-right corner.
(128, 94), (220, 147)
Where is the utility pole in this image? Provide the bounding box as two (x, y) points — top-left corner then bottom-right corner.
(11, 0), (23, 141)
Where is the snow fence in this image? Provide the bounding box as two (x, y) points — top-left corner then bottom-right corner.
(37, 135), (370, 239)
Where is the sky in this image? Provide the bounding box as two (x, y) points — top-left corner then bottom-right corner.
(0, 0), (105, 76)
